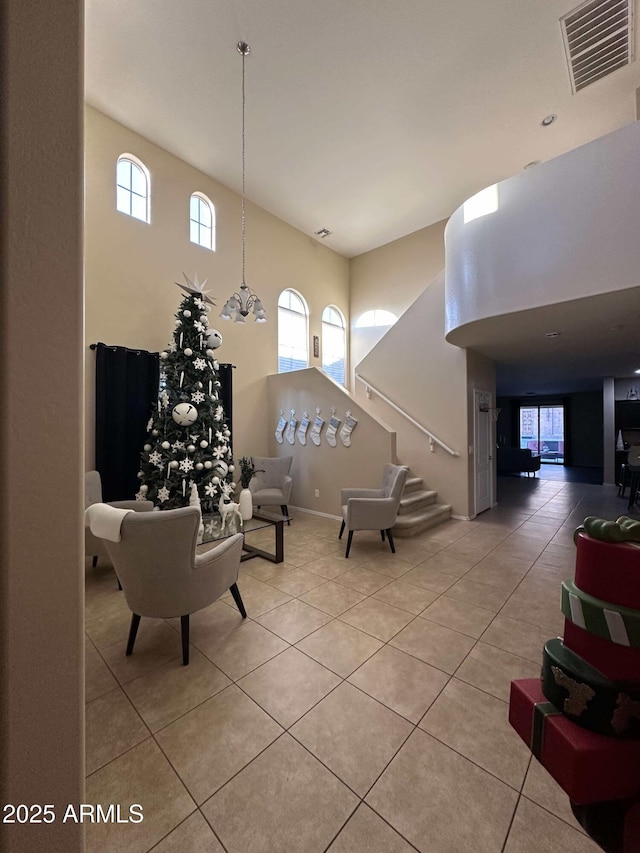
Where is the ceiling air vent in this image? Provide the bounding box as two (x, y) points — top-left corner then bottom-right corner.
(561, 0), (634, 93)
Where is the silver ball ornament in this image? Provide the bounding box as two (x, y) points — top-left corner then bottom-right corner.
(187, 444), (196, 453)
(204, 461), (213, 469)
(160, 351), (169, 360)
(183, 309), (191, 318)
(200, 440), (208, 448)
(144, 444), (151, 451)
(228, 464), (235, 473)
(170, 460), (179, 469)
(206, 329), (223, 349)
(212, 476), (220, 485)
(152, 429), (159, 436)
(184, 347), (193, 357)
(140, 485), (148, 493)
(195, 462), (204, 470)
(206, 349), (214, 358)
(161, 441), (170, 450)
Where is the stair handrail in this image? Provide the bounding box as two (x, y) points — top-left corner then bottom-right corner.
(355, 373), (460, 457)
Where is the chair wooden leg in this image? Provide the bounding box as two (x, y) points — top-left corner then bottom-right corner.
(230, 583), (247, 619)
(92, 555), (98, 567)
(180, 615), (190, 666)
(281, 505), (290, 525)
(381, 530), (386, 541)
(345, 530), (354, 558)
(339, 520), (345, 539)
(126, 613), (141, 657)
(386, 529), (396, 554)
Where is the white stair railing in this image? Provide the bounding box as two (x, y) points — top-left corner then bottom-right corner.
(355, 373), (460, 457)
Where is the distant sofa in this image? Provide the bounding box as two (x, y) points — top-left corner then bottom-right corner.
(497, 447), (541, 477)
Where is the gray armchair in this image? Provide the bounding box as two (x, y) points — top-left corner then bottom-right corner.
(339, 463), (409, 558)
(249, 456), (293, 524)
(85, 504), (245, 665)
(84, 470), (153, 567)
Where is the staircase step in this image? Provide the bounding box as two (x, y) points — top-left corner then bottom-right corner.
(392, 503), (452, 537)
(403, 477), (424, 494)
(398, 489), (437, 514)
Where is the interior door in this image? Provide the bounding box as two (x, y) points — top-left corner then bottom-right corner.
(474, 389), (493, 515)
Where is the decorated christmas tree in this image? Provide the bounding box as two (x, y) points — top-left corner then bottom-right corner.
(137, 274), (235, 512)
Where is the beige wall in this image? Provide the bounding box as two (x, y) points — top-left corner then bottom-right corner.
(349, 220), (447, 377)
(354, 273), (472, 517)
(1, 2), (84, 850)
(267, 368), (396, 516)
(85, 107), (349, 472)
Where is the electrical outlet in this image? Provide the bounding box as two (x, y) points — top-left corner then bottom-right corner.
(314, 489), (320, 498)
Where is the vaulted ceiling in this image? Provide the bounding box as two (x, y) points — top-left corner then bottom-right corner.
(85, 1), (640, 393)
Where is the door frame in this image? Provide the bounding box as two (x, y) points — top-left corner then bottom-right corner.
(473, 388), (496, 516)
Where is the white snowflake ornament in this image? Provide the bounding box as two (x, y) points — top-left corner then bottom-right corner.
(157, 486), (170, 503)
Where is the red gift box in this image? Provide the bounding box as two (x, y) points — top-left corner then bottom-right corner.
(509, 679), (640, 805)
(575, 533), (640, 609)
(564, 619), (640, 683)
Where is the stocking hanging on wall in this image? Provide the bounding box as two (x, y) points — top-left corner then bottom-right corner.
(297, 413), (310, 446)
(275, 412), (286, 444)
(326, 409), (341, 448)
(310, 408), (324, 447)
(285, 410), (298, 445)
(339, 411), (358, 447)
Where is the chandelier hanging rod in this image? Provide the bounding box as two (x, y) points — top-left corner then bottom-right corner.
(219, 40), (266, 324)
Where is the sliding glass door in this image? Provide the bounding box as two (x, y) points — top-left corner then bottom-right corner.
(519, 405), (565, 463)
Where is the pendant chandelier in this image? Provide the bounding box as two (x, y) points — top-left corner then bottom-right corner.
(220, 41), (266, 324)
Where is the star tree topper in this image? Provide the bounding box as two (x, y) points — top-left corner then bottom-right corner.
(175, 272), (216, 305)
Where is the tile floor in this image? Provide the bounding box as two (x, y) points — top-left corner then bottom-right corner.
(85, 476), (638, 852)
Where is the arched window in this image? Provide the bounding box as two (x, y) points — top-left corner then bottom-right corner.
(354, 309), (397, 328)
(321, 305), (346, 385)
(278, 289), (309, 373)
(116, 154), (150, 223)
(189, 192), (215, 250)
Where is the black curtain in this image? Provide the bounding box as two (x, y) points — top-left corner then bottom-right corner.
(218, 363), (234, 452)
(94, 343), (160, 501)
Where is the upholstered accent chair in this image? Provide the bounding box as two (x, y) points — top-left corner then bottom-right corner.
(339, 463), (409, 558)
(84, 470), (153, 568)
(85, 504), (245, 666)
(249, 456), (293, 524)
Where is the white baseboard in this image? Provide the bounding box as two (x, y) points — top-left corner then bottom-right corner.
(450, 514), (474, 521)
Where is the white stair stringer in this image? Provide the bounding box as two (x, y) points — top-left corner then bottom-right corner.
(392, 474), (451, 537)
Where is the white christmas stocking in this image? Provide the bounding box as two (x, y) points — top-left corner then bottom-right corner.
(297, 416), (310, 446)
(339, 414), (358, 447)
(285, 416), (298, 445)
(310, 415), (324, 446)
(275, 415), (286, 444)
(326, 415), (341, 448)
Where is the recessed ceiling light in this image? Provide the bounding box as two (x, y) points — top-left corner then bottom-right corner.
(544, 331), (561, 338)
(524, 161), (540, 169)
(541, 114), (557, 126)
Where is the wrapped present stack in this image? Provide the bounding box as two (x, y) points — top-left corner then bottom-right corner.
(509, 515), (640, 853)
